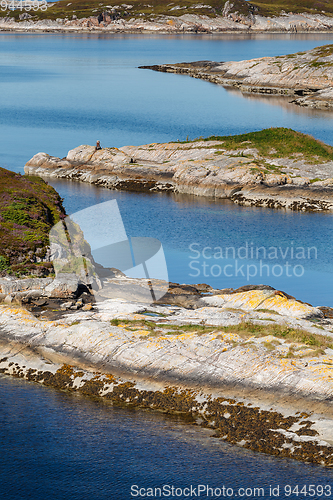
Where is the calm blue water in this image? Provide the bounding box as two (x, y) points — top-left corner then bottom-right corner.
(2, 33), (333, 303)
(49, 178), (333, 306)
(1, 34), (333, 305)
(0, 375), (332, 500)
(1, 33), (333, 170)
(1, 34), (333, 496)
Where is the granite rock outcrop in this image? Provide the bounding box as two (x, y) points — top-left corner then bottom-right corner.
(1, 11), (333, 33)
(142, 44), (333, 109)
(0, 281), (332, 466)
(25, 129), (333, 211)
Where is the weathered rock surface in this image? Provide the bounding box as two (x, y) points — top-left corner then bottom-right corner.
(142, 44), (333, 108)
(1, 12), (333, 33)
(0, 284), (332, 466)
(25, 130), (333, 211)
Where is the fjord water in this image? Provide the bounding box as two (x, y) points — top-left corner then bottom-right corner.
(1, 375), (332, 500)
(1, 33), (333, 497)
(2, 33), (333, 304)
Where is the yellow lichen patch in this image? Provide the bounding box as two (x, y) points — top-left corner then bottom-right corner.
(132, 329), (151, 337)
(217, 290), (274, 310)
(259, 293), (317, 317)
(278, 358), (298, 370)
(215, 332), (241, 343)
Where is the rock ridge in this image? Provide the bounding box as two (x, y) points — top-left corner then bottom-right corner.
(1, 12), (333, 33)
(0, 281), (332, 466)
(25, 128), (333, 211)
(141, 44), (333, 109)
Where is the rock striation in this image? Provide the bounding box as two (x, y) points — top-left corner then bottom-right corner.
(0, 280), (332, 466)
(142, 44), (333, 109)
(25, 128), (333, 211)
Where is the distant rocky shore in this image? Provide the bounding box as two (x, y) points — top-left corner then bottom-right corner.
(25, 128), (333, 211)
(142, 44), (333, 109)
(1, 11), (333, 34)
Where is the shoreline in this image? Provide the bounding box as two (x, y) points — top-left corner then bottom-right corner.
(141, 44), (333, 110)
(0, 278), (332, 466)
(25, 130), (333, 212)
(2, 27), (333, 35)
(1, 12), (333, 35)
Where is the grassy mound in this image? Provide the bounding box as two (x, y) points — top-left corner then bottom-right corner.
(204, 127), (333, 163)
(0, 168), (66, 277)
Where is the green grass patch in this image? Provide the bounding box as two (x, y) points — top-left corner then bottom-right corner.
(111, 318), (333, 352)
(204, 128), (333, 163)
(309, 178), (322, 183)
(220, 322), (333, 349)
(248, 0), (333, 17)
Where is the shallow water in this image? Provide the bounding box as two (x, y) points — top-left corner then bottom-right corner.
(0, 375), (332, 500)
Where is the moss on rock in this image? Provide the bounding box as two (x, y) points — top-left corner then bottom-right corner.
(0, 167), (66, 276)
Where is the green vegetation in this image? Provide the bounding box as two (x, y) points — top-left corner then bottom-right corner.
(2, 0), (333, 21)
(204, 127), (333, 163)
(219, 321), (333, 349)
(248, 0), (333, 18)
(110, 318), (333, 354)
(1, 0), (333, 22)
(1, 0), (252, 21)
(311, 44), (333, 57)
(0, 167), (66, 276)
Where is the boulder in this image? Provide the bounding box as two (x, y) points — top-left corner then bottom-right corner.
(44, 273), (79, 298)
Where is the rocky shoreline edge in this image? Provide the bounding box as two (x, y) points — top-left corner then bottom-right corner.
(25, 128), (333, 212)
(1, 12), (333, 34)
(141, 44), (333, 109)
(0, 273), (332, 466)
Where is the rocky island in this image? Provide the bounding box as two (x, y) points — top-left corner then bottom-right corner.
(25, 128), (333, 211)
(1, 277), (333, 466)
(142, 44), (333, 109)
(0, 163), (332, 466)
